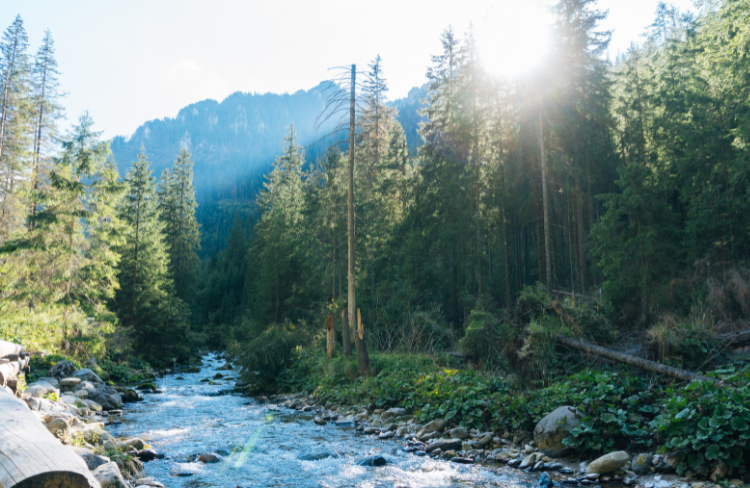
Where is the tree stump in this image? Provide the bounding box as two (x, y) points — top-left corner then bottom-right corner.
(326, 314), (336, 359)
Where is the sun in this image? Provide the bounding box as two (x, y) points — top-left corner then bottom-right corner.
(474, 0), (552, 78)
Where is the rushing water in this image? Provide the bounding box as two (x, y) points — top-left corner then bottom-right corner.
(111, 354), (536, 488)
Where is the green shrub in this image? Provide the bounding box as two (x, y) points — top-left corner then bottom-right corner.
(460, 311), (517, 371)
(652, 381), (750, 474)
(240, 322), (313, 382)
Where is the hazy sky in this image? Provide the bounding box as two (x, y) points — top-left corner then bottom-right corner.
(2, 0), (695, 139)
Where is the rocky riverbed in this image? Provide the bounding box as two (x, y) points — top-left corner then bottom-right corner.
(16, 353), (742, 488)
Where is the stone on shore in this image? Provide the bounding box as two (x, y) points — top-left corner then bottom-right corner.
(380, 407), (406, 420)
(313, 416), (326, 425)
(60, 377), (82, 388)
(75, 448), (111, 471)
(425, 438), (462, 453)
(631, 453), (652, 474)
(74, 368), (104, 384)
(447, 426), (468, 440)
(420, 419), (447, 433)
(93, 462), (129, 488)
(49, 360), (77, 379)
(534, 406), (582, 458)
(586, 451), (630, 474)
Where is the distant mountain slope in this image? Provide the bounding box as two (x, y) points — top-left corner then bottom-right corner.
(110, 81), (426, 255)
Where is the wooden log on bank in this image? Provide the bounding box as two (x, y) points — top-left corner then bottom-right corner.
(555, 335), (719, 384)
(0, 341), (23, 360)
(0, 389), (100, 488)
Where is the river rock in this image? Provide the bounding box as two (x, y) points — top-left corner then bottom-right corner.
(631, 453), (652, 474)
(89, 385), (122, 410)
(60, 377), (82, 388)
(49, 360), (77, 379)
(299, 452), (339, 461)
(396, 426), (410, 436)
(75, 389), (88, 399)
(421, 419), (447, 433)
(93, 462), (129, 488)
(125, 438), (147, 450)
(137, 449), (162, 462)
(425, 438), (462, 453)
(380, 407), (407, 420)
(357, 455), (387, 467)
(448, 426), (469, 440)
(478, 434), (493, 447)
(74, 368), (104, 384)
(314, 416), (326, 425)
(534, 406), (582, 458)
(586, 451), (630, 474)
(199, 453), (221, 463)
(335, 417), (356, 427)
(520, 453), (540, 469)
(121, 389), (141, 403)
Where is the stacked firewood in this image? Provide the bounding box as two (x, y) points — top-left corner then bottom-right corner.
(0, 340), (30, 394)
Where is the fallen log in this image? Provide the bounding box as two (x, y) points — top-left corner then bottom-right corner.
(0, 389), (100, 488)
(0, 341), (23, 359)
(713, 329), (750, 347)
(555, 335), (718, 384)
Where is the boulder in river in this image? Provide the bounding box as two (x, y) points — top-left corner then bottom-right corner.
(199, 453), (221, 464)
(357, 455), (387, 467)
(121, 389), (141, 402)
(299, 452), (339, 461)
(533, 406), (582, 458)
(586, 451), (630, 474)
(92, 461), (129, 488)
(137, 449), (163, 462)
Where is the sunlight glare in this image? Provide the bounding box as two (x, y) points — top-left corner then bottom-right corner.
(475, 1), (552, 78)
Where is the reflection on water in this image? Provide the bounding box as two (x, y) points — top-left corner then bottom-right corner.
(110, 354), (535, 488)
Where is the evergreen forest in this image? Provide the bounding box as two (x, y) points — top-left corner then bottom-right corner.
(3, 0), (750, 474)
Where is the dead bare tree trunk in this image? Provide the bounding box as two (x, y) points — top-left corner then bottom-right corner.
(345, 64), (369, 376)
(342, 64), (355, 358)
(555, 335), (718, 383)
(538, 103), (552, 294)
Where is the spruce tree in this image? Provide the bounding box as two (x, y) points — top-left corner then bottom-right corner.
(29, 30), (63, 228)
(160, 148), (200, 302)
(0, 15), (32, 241)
